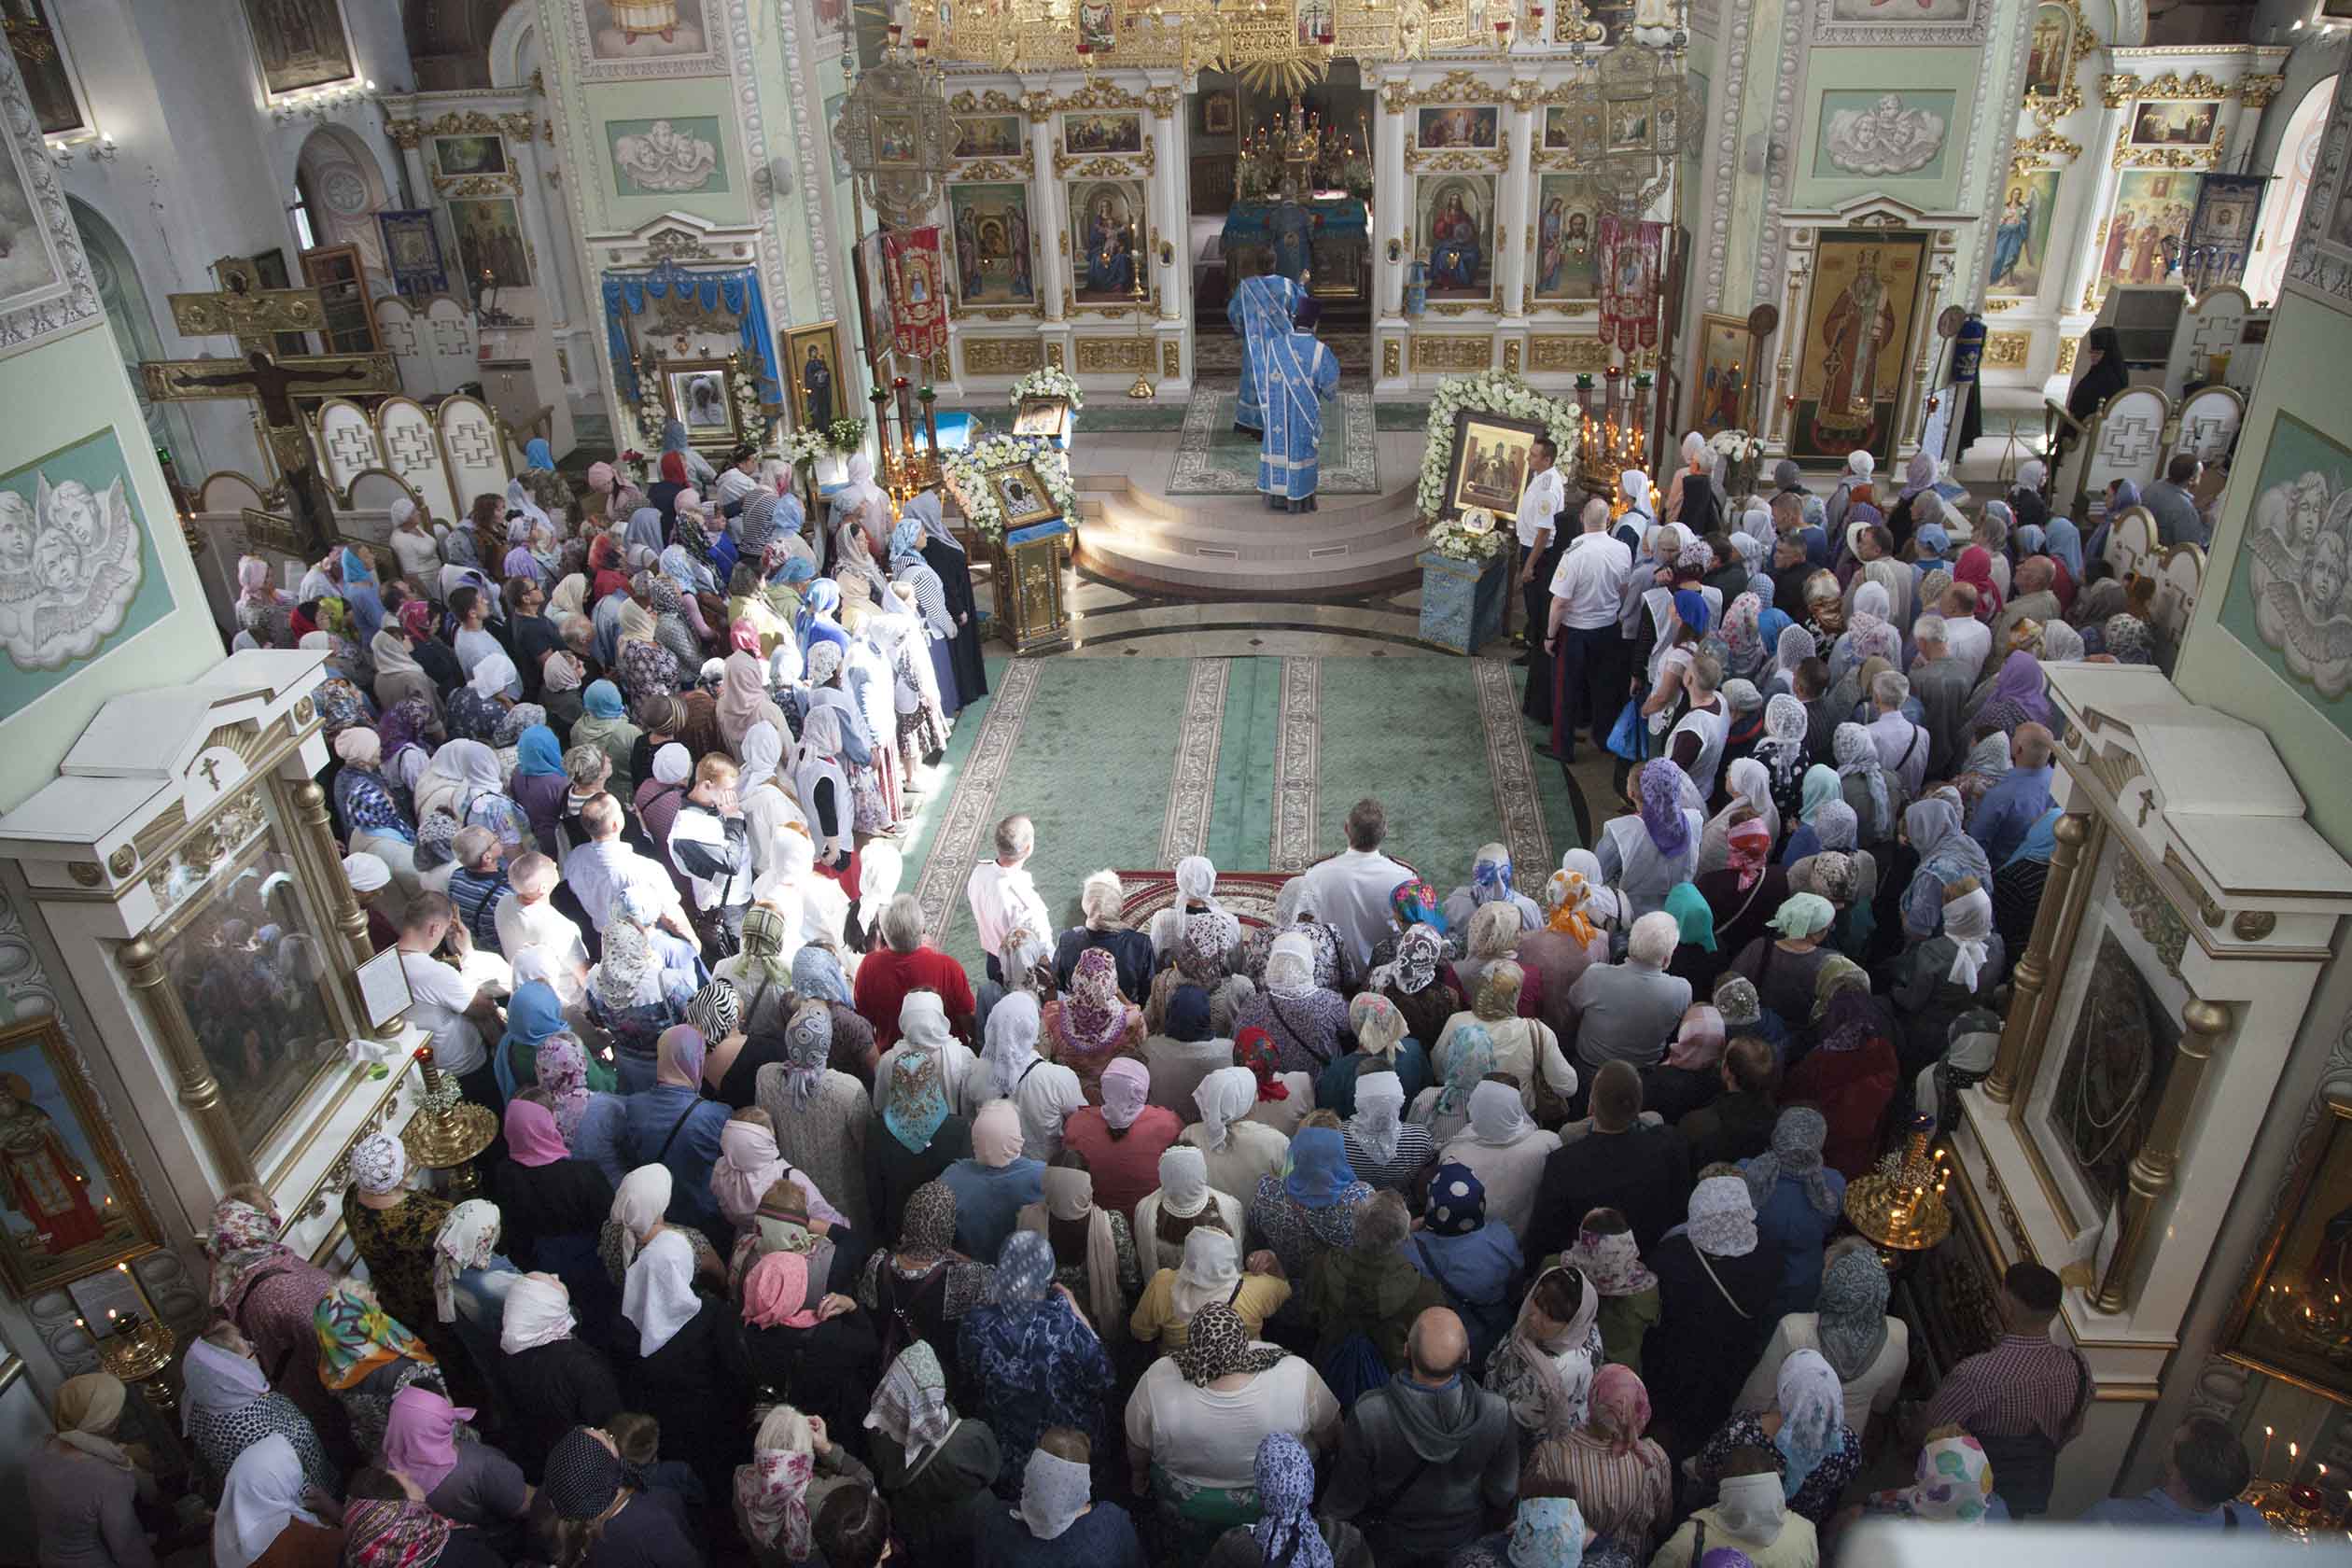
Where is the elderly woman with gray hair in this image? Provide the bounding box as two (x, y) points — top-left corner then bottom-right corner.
(1053, 868), (1156, 1002)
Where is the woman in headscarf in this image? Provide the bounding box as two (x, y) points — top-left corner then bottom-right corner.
(1449, 900), (1539, 1010)
(859, 1344), (1001, 1561)
(974, 987), (1086, 1160)
(1633, 1002), (1726, 1128)
(1716, 592), (1769, 687)
(1015, 1149), (1141, 1337)
(1777, 765), (1840, 865)
(1442, 844), (1544, 936)
(1968, 648), (2051, 735)
(1232, 931), (1351, 1077)
(380, 1382), (531, 1535)
(1693, 1348), (1860, 1529)
(1617, 468), (1657, 533)
(1486, 1263), (1604, 1440)
(620, 1226), (748, 1495)
(1891, 875), (2001, 1065)
(427, 1198), (515, 1392)
(1402, 1161), (1522, 1364)
(490, 1091), (619, 1338)
(1737, 1243), (1909, 1449)
(732, 1403), (878, 1568)
(1182, 1060), (1288, 1206)
(369, 600), (441, 716)
(330, 726), (417, 877)
(1131, 1221), (1293, 1351)
(1691, 818), (1788, 993)
(712, 1106), (849, 1245)
(1745, 696), (1809, 845)
(1204, 1432), (1367, 1568)
(1512, 870), (1611, 1048)
(791, 702), (855, 871)
(206, 1189), (342, 1427)
(612, 576), (682, 707)
(182, 1323), (335, 1495)
(1409, 1016), (1495, 1147)
(212, 1434), (336, 1568)
(1036, 945), (1145, 1103)
(1337, 1035), (1435, 1189)
(1243, 1121), (1373, 1282)
(863, 1043), (974, 1245)
(1898, 794), (1993, 942)
(341, 1133), (454, 1360)
(1241, 875), (1353, 992)
(790, 941), (876, 1079)
(440, 647), (515, 744)
(734, 1247), (878, 1482)
(314, 1280), (443, 1455)
(709, 649), (783, 763)
(1157, 855), (1241, 987)
(751, 1001), (874, 1238)
(1953, 542), (2003, 623)
(1127, 1304), (1340, 1554)
(1595, 759), (1704, 920)
(233, 553), (296, 645)
(1129, 1143), (1243, 1279)
(28, 1372), (161, 1568)
(1784, 986), (1901, 1182)
(902, 489), (987, 699)
(539, 1424), (700, 1568)
(1643, 1176), (1781, 1444)
(413, 736), (529, 861)
(567, 679), (639, 795)
(852, 1179), (1000, 1372)
(657, 420), (718, 489)
(886, 511), (964, 710)
(1737, 1107), (1846, 1319)
(1823, 722), (1891, 853)
(1863, 1429), (2001, 1526)
(938, 1095), (1047, 1264)
(956, 1229), (1116, 1488)
(1524, 1365), (1673, 1556)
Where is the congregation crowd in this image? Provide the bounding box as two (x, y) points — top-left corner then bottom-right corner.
(28, 421), (2264, 1568)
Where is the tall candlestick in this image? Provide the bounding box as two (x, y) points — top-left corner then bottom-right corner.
(2265, 1426), (2276, 1477)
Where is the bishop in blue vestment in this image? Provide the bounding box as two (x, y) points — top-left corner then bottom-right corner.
(1258, 299), (1340, 512)
(1228, 267), (1302, 437)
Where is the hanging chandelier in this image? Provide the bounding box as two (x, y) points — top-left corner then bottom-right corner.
(831, 26), (954, 231)
(1546, 0), (1701, 217)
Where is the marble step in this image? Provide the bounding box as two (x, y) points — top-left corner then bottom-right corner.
(1070, 472), (1432, 595)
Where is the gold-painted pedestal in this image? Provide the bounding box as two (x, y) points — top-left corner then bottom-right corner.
(991, 525), (1073, 655)
(93, 1315), (178, 1427)
(401, 1056), (498, 1196)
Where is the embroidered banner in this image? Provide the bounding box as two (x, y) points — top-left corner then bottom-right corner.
(1599, 216), (1664, 353)
(884, 226), (948, 359)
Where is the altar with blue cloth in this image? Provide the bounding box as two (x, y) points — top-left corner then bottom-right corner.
(1221, 197), (1370, 300)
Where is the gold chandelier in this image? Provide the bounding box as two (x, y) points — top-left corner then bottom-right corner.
(934, 0), (1463, 80)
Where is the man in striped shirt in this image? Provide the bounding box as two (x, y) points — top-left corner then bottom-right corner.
(1919, 1261), (2088, 1516)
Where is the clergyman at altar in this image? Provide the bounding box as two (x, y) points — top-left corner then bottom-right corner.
(1256, 297), (1340, 514)
(1229, 259), (1303, 438)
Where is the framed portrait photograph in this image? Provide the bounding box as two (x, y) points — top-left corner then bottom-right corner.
(991, 463), (1059, 528)
(1443, 410), (1547, 521)
(783, 322), (847, 433)
(0, 1015), (159, 1298)
(1014, 396), (1071, 439)
(664, 360), (738, 445)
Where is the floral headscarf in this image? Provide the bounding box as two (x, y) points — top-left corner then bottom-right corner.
(1057, 946), (1128, 1057)
(1588, 1364), (1659, 1457)
(1771, 1348), (1848, 1499)
(1251, 1434), (1333, 1568)
(1236, 1028), (1290, 1101)
(1874, 1434), (1995, 1523)
(1373, 922), (1445, 997)
(1562, 1222), (1657, 1297)
(207, 1195), (297, 1310)
(1390, 878), (1448, 936)
(781, 1002), (833, 1111)
(735, 1407), (818, 1558)
(1833, 723), (1891, 839)
(315, 1284), (433, 1391)
(1720, 594), (1767, 679)
(791, 944), (851, 1004)
(883, 1048), (952, 1154)
(1433, 1021), (1494, 1117)
(1510, 1497), (1588, 1568)
(538, 1033), (594, 1143)
(342, 1501), (451, 1568)
(1639, 760), (1694, 856)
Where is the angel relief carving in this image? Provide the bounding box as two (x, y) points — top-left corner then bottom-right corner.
(1824, 93), (1947, 177)
(0, 467), (145, 671)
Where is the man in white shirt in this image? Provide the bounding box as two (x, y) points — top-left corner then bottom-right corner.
(1513, 437), (1568, 654)
(396, 892), (503, 1103)
(1544, 497), (1635, 762)
(1301, 797), (1414, 970)
(1866, 668), (1930, 801)
(966, 813), (1055, 985)
(561, 792), (700, 952)
(495, 851), (592, 1011)
(1939, 581), (1993, 676)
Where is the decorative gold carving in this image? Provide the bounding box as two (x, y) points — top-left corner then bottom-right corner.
(2115, 846), (2189, 980)
(2112, 122), (2225, 170)
(291, 696), (315, 726)
(2056, 336), (2080, 375)
(1426, 301), (1493, 316)
(1045, 342), (1064, 370)
(2232, 909), (2277, 941)
(1161, 340), (1181, 379)
(1382, 337), (1403, 379)
(2239, 73), (2286, 110)
(2134, 70), (2237, 102)
(1406, 132), (1510, 173)
(1143, 86), (1180, 117)
(949, 90), (1025, 115)
(1529, 334), (1612, 372)
(1055, 79), (1146, 112)
(2099, 73), (2138, 108)
(1985, 298), (2023, 313)
(1022, 90), (1056, 126)
(1502, 340), (1522, 374)
(1412, 335), (1493, 371)
(434, 172), (517, 196)
(106, 845), (136, 879)
(951, 158), (1029, 183)
(644, 227), (712, 262)
(2013, 128), (2083, 167)
(386, 119), (423, 150)
(65, 861), (102, 888)
(1983, 330), (2032, 369)
(2023, 0), (2095, 126)
(1379, 70), (1506, 108)
(1053, 142), (1155, 178)
(1075, 337), (1151, 372)
(961, 336), (1044, 375)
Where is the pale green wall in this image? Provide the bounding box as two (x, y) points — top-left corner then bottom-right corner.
(1792, 49), (1981, 211)
(581, 78), (751, 230)
(0, 321), (228, 814)
(2176, 290), (2352, 858)
(1718, 0), (1789, 315)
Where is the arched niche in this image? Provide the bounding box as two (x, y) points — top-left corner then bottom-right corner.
(296, 122), (394, 282)
(66, 198), (203, 477)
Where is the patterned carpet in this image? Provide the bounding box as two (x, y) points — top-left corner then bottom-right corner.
(1166, 390), (1381, 496)
(904, 654), (1582, 971)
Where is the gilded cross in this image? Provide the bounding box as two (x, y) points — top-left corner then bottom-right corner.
(165, 258), (329, 356)
(196, 757), (223, 790)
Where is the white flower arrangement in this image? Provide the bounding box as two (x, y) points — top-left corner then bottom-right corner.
(940, 433), (1081, 543)
(1008, 367), (1085, 413)
(1416, 371), (1583, 532)
(1427, 506), (1509, 563)
(636, 379), (669, 449)
(1708, 428), (1762, 463)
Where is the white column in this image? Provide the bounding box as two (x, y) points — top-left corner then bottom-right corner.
(1498, 84), (1534, 325)
(1030, 105), (1067, 328)
(1148, 77), (1190, 391)
(1373, 69), (1411, 392)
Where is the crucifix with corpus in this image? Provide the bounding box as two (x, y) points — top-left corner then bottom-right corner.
(138, 257), (399, 556)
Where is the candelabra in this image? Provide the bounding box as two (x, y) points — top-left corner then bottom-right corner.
(399, 1046), (497, 1196)
(2253, 1276), (2352, 1368)
(1575, 368), (1648, 502)
(77, 1262), (178, 1426)
(1844, 1114), (1953, 1263)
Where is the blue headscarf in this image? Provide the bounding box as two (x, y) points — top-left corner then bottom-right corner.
(889, 513), (923, 565)
(1673, 588), (1711, 637)
(1281, 1127), (1358, 1210)
(796, 578), (843, 646)
(774, 553), (816, 587)
(525, 438), (554, 471)
(496, 979), (567, 1102)
(1915, 522), (1950, 560)
(2044, 514), (2084, 581)
(583, 679), (624, 719)
(1799, 525), (1830, 568)
(1756, 606), (1793, 654)
(792, 944), (850, 1004)
(882, 1048), (953, 1155)
(2002, 805), (2064, 870)
(514, 725), (565, 778)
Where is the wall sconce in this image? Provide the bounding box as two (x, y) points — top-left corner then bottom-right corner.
(47, 133), (117, 166)
(267, 77), (378, 123)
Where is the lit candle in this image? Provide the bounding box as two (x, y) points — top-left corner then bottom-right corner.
(2264, 1426), (2275, 1477)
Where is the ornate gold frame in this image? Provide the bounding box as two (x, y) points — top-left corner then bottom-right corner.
(2023, 0), (2096, 127)
(2219, 1092), (2352, 1407)
(0, 1015), (162, 1299)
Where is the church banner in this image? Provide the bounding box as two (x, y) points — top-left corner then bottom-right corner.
(2186, 175), (2265, 293)
(883, 226), (948, 361)
(1599, 216), (1663, 353)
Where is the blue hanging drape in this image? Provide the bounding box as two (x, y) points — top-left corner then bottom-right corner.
(602, 258), (784, 413)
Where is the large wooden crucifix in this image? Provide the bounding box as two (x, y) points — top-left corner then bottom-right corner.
(138, 256), (399, 555)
